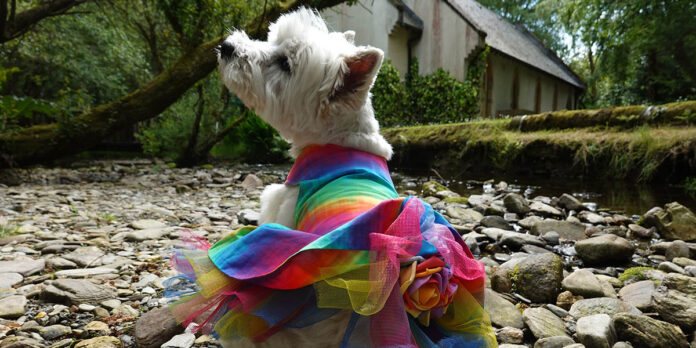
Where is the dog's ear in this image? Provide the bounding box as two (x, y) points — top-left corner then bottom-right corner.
(331, 47), (383, 107)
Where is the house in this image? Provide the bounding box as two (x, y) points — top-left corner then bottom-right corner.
(322, 0), (585, 117)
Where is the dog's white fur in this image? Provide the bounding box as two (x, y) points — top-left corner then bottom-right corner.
(218, 8), (393, 347)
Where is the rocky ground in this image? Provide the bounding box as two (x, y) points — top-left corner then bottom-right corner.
(0, 161), (695, 348)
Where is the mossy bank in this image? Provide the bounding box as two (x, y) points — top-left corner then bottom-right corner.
(382, 101), (696, 183)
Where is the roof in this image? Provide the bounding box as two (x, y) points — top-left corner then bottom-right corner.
(389, 0), (424, 35)
(446, 0), (585, 89)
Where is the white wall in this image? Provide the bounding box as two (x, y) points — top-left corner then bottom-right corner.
(324, 0), (480, 79)
(323, 1), (579, 117)
(488, 52), (578, 116)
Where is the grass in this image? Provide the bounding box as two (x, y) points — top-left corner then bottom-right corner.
(684, 177), (696, 196)
(99, 213), (117, 222)
(0, 224), (19, 239)
(383, 123), (696, 182)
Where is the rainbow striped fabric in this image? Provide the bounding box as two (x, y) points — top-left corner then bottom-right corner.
(167, 144), (496, 347)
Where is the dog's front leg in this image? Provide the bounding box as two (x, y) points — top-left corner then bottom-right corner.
(259, 183), (299, 228)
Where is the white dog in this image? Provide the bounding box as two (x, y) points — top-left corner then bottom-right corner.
(217, 8), (391, 347)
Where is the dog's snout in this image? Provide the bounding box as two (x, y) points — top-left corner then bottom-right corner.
(220, 41), (236, 60)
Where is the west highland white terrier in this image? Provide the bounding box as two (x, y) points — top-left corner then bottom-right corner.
(166, 7), (494, 348)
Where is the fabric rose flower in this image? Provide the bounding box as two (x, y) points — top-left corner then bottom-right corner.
(399, 256), (458, 326)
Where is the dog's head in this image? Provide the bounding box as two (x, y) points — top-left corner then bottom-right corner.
(218, 8), (389, 157)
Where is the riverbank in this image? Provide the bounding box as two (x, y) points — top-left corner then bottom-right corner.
(382, 100), (696, 183)
(1, 163), (695, 347)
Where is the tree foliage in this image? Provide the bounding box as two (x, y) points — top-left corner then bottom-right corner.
(479, 0), (696, 107)
(372, 47), (488, 127)
(0, 0), (350, 167)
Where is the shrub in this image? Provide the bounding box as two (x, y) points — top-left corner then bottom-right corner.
(372, 49), (487, 128)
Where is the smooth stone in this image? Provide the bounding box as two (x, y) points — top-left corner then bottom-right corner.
(124, 228), (169, 241)
(134, 306), (184, 348)
(658, 261), (686, 274)
(161, 332), (196, 348)
(241, 174), (263, 189)
(530, 202), (563, 216)
(481, 215), (513, 230)
(521, 244), (553, 254)
(484, 289), (524, 329)
(130, 219), (167, 230)
(672, 257), (696, 267)
(55, 267), (117, 277)
(544, 304), (570, 319)
(562, 269), (605, 298)
(445, 206), (483, 223)
(612, 343), (633, 348)
(575, 234), (635, 265)
(0, 295), (27, 318)
(569, 298), (641, 319)
(518, 216), (543, 229)
(628, 224), (653, 239)
(47, 257), (78, 269)
(598, 278), (617, 299)
(237, 209), (260, 225)
(100, 299), (121, 310)
(39, 324), (72, 340)
(533, 336), (575, 348)
(531, 219), (586, 241)
(612, 312), (689, 347)
(41, 279), (117, 305)
(579, 211), (605, 224)
(665, 240), (690, 261)
(503, 193), (530, 214)
(686, 266), (696, 277)
(0, 272), (23, 289)
(495, 327), (524, 344)
(651, 287), (696, 330)
(541, 231), (560, 245)
(577, 314), (616, 348)
(74, 336), (122, 348)
(499, 231), (547, 249)
(0, 257), (45, 276)
(63, 246), (105, 267)
(79, 304), (96, 311)
(522, 307), (569, 339)
(558, 193), (584, 211)
(499, 345), (528, 348)
(112, 304), (139, 318)
(618, 280), (655, 311)
(481, 227), (507, 241)
(596, 274), (623, 288)
(82, 320), (110, 337)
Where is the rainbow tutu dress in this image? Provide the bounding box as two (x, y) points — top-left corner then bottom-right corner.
(167, 144), (497, 347)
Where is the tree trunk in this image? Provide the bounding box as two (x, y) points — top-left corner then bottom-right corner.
(176, 85), (205, 167)
(0, 0), (349, 167)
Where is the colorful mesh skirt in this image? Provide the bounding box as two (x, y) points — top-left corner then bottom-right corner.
(165, 144), (497, 347)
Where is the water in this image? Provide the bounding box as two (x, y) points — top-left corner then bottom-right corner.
(393, 170), (696, 216)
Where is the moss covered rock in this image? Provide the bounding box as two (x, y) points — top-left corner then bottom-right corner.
(511, 253), (564, 303)
(613, 313), (689, 348)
